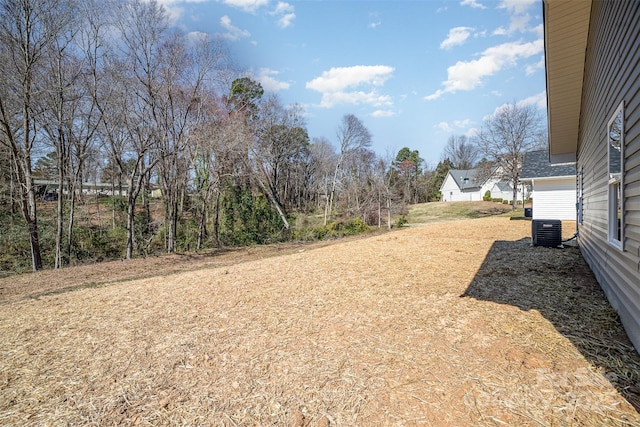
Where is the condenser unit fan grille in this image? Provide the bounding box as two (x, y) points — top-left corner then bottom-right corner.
(532, 219), (562, 247)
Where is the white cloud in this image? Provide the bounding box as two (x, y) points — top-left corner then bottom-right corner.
(496, 0), (538, 35)
(517, 91), (547, 110)
(273, 1), (293, 14)
(436, 122), (453, 133)
(277, 13), (295, 28)
(498, 0), (536, 16)
(320, 91), (392, 109)
(440, 27), (474, 50)
(155, 0), (185, 25)
(465, 127), (480, 138)
(484, 92), (547, 120)
(436, 119), (474, 134)
(222, 0), (269, 13)
(306, 65), (395, 108)
(368, 12), (381, 28)
(307, 65), (394, 92)
(186, 31), (209, 44)
(525, 55), (545, 75)
(254, 68), (291, 92)
(493, 27), (507, 36)
(219, 15), (251, 40)
(371, 110), (396, 118)
(460, 0), (486, 9)
(435, 120), (478, 140)
(508, 13), (531, 33)
(532, 23), (544, 38)
(453, 119), (473, 128)
(270, 2), (296, 28)
(425, 39), (543, 100)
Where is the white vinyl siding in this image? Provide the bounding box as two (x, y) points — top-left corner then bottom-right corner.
(530, 177), (576, 221)
(440, 174), (482, 201)
(485, 183), (514, 202)
(440, 170), (519, 202)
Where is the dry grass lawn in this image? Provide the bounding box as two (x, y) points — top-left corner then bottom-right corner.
(1, 216), (640, 426)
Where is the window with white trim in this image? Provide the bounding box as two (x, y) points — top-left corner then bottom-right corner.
(607, 102), (624, 249)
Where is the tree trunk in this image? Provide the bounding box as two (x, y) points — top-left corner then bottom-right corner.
(55, 154), (65, 269)
(386, 195), (392, 230)
(126, 192), (136, 259)
(197, 195), (207, 251)
(213, 190), (221, 248)
(325, 162), (340, 226)
(254, 174), (289, 229)
(23, 167), (43, 271)
(22, 142), (43, 271)
(66, 184), (76, 265)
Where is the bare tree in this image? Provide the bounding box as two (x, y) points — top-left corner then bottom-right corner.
(38, 0), (106, 268)
(476, 102), (545, 208)
(252, 95), (308, 227)
(189, 90), (223, 250)
(371, 156), (399, 229)
(210, 111), (252, 247)
(37, 9), (81, 268)
(0, 0), (73, 271)
(443, 134), (479, 170)
(325, 114), (371, 224)
(114, 0), (224, 254)
(308, 137), (336, 212)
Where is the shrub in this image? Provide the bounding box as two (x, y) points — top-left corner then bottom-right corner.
(293, 218), (369, 242)
(396, 215), (408, 228)
(491, 198), (503, 203)
(483, 190), (491, 201)
(343, 218), (369, 235)
(293, 226), (329, 241)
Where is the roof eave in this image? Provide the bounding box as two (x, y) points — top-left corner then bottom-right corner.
(520, 174), (575, 182)
(544, 0), (592, 163)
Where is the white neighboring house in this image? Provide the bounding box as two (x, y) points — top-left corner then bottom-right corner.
(440, 169), (520, 202)
(519, 150), (576, 221)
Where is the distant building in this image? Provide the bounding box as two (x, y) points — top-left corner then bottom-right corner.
(440, 169), (522, 202)
(520, 149), (576, 221)
(34, 180), (129, 198)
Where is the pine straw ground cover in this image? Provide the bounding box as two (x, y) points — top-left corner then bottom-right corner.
(1, 217), (640, 426)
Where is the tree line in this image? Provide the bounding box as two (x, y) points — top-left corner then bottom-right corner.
(2, 0), (460, 273)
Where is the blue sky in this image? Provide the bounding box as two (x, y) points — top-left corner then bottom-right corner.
(160, 0), (546, 166)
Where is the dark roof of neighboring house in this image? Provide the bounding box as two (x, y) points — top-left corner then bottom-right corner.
(520, 150), (576, 179)
(448, 169), (482, 190)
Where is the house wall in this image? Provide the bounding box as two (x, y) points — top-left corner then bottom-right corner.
(482, 181), (517, 203)
(531, 177), (576, 221)
(577, 1), (640, 349)
(487, 185), (512, 202)
(440, 174), (481, 201)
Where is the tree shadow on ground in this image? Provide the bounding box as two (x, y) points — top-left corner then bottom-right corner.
(461, 237), (640, 411)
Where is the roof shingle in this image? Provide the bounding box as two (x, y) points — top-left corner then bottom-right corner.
(520, 150), (576, 179)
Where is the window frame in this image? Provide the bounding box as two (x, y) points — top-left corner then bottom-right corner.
(607, 101), (624, 250)
(577, 166), (583, 225)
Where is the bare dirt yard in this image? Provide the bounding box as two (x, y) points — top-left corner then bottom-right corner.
(2, 216), (640, 426)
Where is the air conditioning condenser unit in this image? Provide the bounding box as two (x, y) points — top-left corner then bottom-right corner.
(532, 219), (562, 247)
